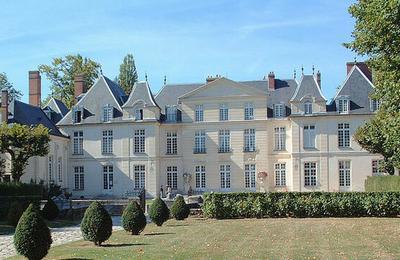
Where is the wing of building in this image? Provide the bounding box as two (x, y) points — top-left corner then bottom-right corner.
(1, 62), (389, 197)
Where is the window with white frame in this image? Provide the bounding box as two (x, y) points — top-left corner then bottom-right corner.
(102, 130), (113, 154)
(338, 97), (349, 114)
(244, 102), (254, 120)
(303, 125), (316, 149)
(73, 131), (83, 155)
(103, 165), (113, 190)
(135, 109), (143, 121)
(370, 99), (380, 112)
(57, 157), (62, 182)
(220, 164), (231, 189)
(244, 128), (256, 152)
(102, 104), (113, 122)
(218, 129), (230, 153)
(219, 104), (228, 121)
(372, 160), (385, 176)
(74, 166), (84, 190)
(194, 130), (206, 153)
(338, 123), (350, 148)
(304, 162), (317, 186)
(274, 103), (285, 118)
(195, 104), (204, 122)
(275, 163), (286, 186)
(166, 106), (177, 122)
(304, 102), (313, 115)
(244, 164), (256, 189)
(134, 165), (145, 189)
(72, 107), (82, 123)
(166, 131), (178, 155)
(48, 156), (53, 182)
(134, 129), (145, 153)
(274, 127), (286, 150)
(166, 166), (178, 190)
(195, 165), (206, 189)
(339, 160), (351, 187)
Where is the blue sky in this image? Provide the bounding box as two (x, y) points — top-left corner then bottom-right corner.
(0, 0), (357, 103)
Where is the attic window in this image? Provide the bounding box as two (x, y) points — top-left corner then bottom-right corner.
(166, 106), (177, 122)
(102, 104), (113, 122)
(73, 107), (83, 124)
(370, 99), (380, 112)
(338, 97), (349, 114)
(135, 109), (143, 121)
(273, 103), (285, 118)
(304, 102), (313, 115)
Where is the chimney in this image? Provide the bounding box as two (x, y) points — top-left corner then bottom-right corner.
(346, 62), (372, 81)
(29, 71), (41, 107)
(74, 74), (86, 103)
(206, 74), (221, 83)
(268, 72), (275, 90)
(316, 70), (321, 89)
(1, 90), (8, 123)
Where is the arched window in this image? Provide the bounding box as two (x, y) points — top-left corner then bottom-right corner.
(304, 102), (312, 115)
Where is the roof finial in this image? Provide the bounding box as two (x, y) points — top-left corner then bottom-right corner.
(164, 75), (167, 85)
(354, 56), (357, 63)
(145, 72), (148, 82)
(293, 69), (296, 79)
(301, 65), (304, 75)
(100, 67), (103, 75)
(312, 65), (315, 75)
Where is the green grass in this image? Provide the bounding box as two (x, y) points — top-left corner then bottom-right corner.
(0, 219), (80, 235)
(9, 217), (400, 259)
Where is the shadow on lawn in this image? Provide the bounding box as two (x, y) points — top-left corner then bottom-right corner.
(166, 223), (189, 227)
(102, 243), (149, 247)
(144, 232), (175, 236)
(60, 258), (92, 260)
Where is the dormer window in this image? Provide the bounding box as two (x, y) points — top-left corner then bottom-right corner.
(73, 107), (82, 124)
(166, 106), (177, 122)
(370, 99), (380, 112)
(338, 97), (349, 114)
(135, 109), (143, 121)
(304, 102), (313, 115)
(102, 104), (113, 122)
(274, 103), (285, 118)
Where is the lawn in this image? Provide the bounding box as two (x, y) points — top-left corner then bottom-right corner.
(9, 217), (400, 259)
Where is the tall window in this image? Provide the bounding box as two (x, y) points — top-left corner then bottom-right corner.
(274, 103), (285, 118)
(57, 157), (62, 182)
(370, 99), (380, 112)
(304, 102), (312, 115)
(244, 128), (256, 152)
(304, 162), (317, 186)
(166, 106), (177, 122)
(103, 165), (114, 190)
(73, 131), (83, 155)
(244, 164), (256, 189)
(135, 109), (143, 121)
(218, 129), (230, 153)
(338, 97), (349, 114)
(339, 161), (351, 188)
(102, 104), (113, 122)
(219, 104), (228, 121)
(372, 160), (385, 176)
(220, 164), (231, 190)
(166, 166), (178, 190)
(72, 107), (82, 123)
(166, 132), (178, 155)
(102, 130), (113, 154)
(74, 166), (84, 190)
(48, 156), (53, 182)
(195, 165), (206, 190)
(195, 104), (204, 122)
(303, 125), (316, 149)
(194, 130), (206, 153)
(275, 163), (286, 186)
(274, 127), (286, 151)
(244, 103), (254, 120)
(338, 123), (350, 148)
(134, 165), (145, 189)
(134, 129), (145, 153)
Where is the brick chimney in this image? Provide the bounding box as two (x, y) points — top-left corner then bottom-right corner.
(316, 70), (321, 89)
(29, 71), (41, 107)
(74, 74), (86, 103)
(346, 62), (372, 82)
(268, 72), (275, 90)
(1, 90), (8, 123)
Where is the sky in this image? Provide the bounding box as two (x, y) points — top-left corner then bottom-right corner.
(0, 0), (358, 103)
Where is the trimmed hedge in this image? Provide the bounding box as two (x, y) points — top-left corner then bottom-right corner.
(0, 183), (43, 196)
(171, 195), (190, 220)
(202, 192), (400, 219)
(365, 176), (400, 192)
(42, 198), (59, 220)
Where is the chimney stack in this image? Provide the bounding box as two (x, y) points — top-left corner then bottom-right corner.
(206, 74), (221, 83)
(316, 70), (321, 89)
(1, 90), (8, 123)
(268, 72), (275, 90)
(74, 74), (86, 103)
(346, 62), (372, 82)
(29, 71), (41, 107)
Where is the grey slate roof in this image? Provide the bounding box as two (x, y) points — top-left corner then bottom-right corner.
(266, 79), (298, 117)
(43, 98), (69, 124)
(103, 76), (128, 106)
(291, 75), (326, 102)
(155, 83), (203, 113)
(123, 81), (158, 108)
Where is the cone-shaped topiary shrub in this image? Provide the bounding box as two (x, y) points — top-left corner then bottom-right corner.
(80, 201), (112, 246)
(122, 201), (147, 235)
(149, 196), (170, 226)
(171, 195), (190, 220)
(7, 201), (24, 227)
(42, 198), (59, 221)
(14, 203), (52, 260)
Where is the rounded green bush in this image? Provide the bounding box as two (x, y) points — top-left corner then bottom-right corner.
(7, 201), (24, 227)
(149, 196), (170, 226)
(14, 203), (52, 260)
(80, 201), (112, 246)
(171, 195), (190, 220)
(122, 201), (147, 235)
(42, 198), (59, 220)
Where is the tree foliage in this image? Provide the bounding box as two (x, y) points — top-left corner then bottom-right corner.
(0, 123), (50, 182)
(345, 0), (400, 172)
(122, 201), (147, 235)
(80, 201), (112, 246)
(0, 72), (22, 101)
(117, 53), (138, 95)
(7, 201), (24, 227)
(171, 195), (190, 220)
(38, 54), (101, 108)
(42, 198), (59, 221)
(149, 197), (170, 226)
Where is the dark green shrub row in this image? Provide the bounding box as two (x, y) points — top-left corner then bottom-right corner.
(202, 192), (400, 219)
(0, 182), (43, 196)
(365, 176), (400, 191)
(0, 196), (41, 220)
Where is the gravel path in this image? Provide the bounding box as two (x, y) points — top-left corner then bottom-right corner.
(0, 216), (123, 259)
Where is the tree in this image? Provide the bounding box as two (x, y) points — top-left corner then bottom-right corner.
(80, 201), (112, 246)
(345, 0), (400, 173)
(14, 203), (52, 260)
(122, 201), (147, 235)
(42, 198), (59, 221)
(38, 54), (101, 108)
(0, 72), (22, 101)
(117, 54), (138, 95)
(149, 196), (170, 226)
(0, 123), (50, 182)
(171, 195), (190, 220)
